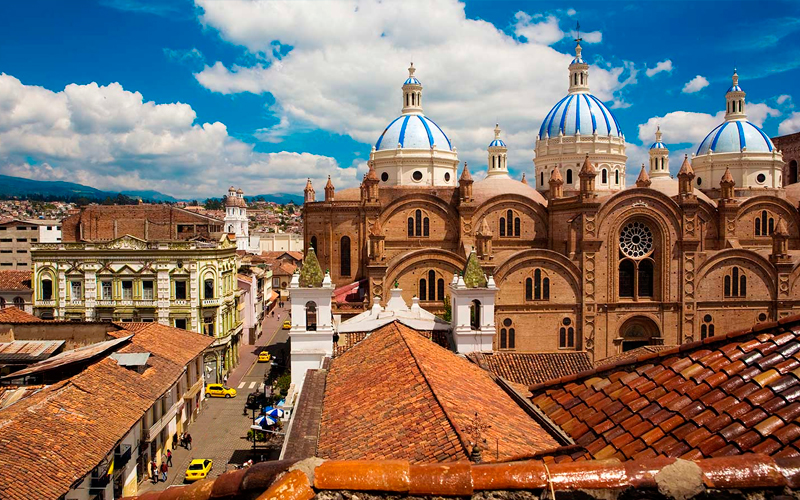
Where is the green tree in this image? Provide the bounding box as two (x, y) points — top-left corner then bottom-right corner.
(204, 198), (224, 210)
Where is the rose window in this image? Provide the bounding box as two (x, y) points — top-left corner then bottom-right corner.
(619, 222), (653, 258)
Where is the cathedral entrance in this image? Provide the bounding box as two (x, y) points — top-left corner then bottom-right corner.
(618, 316), (661, 352)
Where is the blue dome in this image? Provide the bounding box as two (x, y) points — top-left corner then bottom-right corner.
(489, 138), (506, 148)
(539, 93), (623, 139)
(375, 114), (452, 151)
(571, 56), (584, 64)
(727, 84), (743, 92)
(404, 76), (421, 85)
(650, 141), (667, 150)
(696, 119), (774, 155)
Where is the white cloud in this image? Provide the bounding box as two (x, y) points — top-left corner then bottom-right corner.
(194, 0), (630, 175)
(645, 60), (673, 78)
(779, 112), (800, 135)
(0, 73), (356, 199)
(746, 102), (780, 126)
(514, 13), (564, 45)
(777, 94), (792, 105)
(682, 75), (709, 94)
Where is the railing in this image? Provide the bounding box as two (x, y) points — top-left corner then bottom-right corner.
(117, 299), (134, 306)
(114, 444), (132, 468)
(202, 298), (221, 307)
(135, 300), (157, 307)
(68, 299), (83, 306)
(173, 299), (189, 306)
(96, 300), (114, 307)
(37, 300), (55, 307)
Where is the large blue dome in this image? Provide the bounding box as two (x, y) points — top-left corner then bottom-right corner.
(375, 114), (452, 151)
(696, 120), (774, 155)
(539, 93), (623, 139)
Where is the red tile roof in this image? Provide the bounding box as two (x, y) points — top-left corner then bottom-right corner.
(318, 321), (560, 463)
(595, 344), (677, 366)
(0, 306), (44, 323)
(0, 270), (32, 291)
(469, 351), (593, 386)
(332, 328), (449, 357)
(529, 316), (800, 462)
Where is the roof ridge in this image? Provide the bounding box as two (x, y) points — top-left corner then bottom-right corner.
(396, 322), (472, 459)
(528, 314), (800, 393)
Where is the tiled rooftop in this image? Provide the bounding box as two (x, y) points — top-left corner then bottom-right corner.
(596, 344), (677, 366)
(318, 321), (560, 463)
(469, 351), (593, 386)
(530, 317), (800, 463)
(0, 306), (41, 323)
(0, 270), (32, 290)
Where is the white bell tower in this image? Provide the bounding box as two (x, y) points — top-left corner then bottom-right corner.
(450, 250), (498, 353)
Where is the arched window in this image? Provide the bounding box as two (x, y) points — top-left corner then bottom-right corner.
(409, 210), (430, 237)
(540, 172), (544, 186)
(566, 169), (573, 184)
(701, 314), (714, 340)
(428, 270), (436, 301)
(13, 297), (24, 309)
(419, 279), (427, 300)
(340, 236), (351, 276)
(437, 279), (445, 301)
(543, 277), (550, 300)
(423, 217), (430, 237)
(514, 217), (521, 237)
(500, 328), (507, 349)
(619, 260), (635, 297)
(499, 217), (506, 237)
(508, 328), (515, 348)
(559, 318), (575, 348)
(534, 269), (541, 300)
(204, 278), (215, 299)
(756, 211), (775, 236)
(638, 260), (654, 297)
(528, 269), (550, 301)
(310, 236), (317, 250)
(724, 267), (746, 298)
(499, 318), (515, 349)
(615, 170), (620, 185)
(506, 210), (513, 237)
(789, 160), (798, 185)
(525, 278), (533, 301)
(415, 210), (422, 236)
(41, 278), (53, 300)
(470, 300), (481, 330)
(305, 301), (317, 331)
(602, 169), (608, 184)
(408, 217), (414, 237)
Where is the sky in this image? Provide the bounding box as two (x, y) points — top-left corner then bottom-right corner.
(1, 0), (799, 199)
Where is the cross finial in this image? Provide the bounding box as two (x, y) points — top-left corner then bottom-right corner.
(575, 21), (582, 43)
(408, 62), (415, 77)
(494, 123), (501, 139)
(655, 125), (662, 143)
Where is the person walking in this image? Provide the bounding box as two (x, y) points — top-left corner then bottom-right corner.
(186, 433), (193, 450)
(160, 460), (168, 482)
(151, 460), (158, 483)
(166, 449), (173, 467)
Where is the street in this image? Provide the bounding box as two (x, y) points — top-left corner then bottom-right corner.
(138, 305), (290, 493)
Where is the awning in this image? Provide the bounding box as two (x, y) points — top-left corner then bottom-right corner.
(266, 291), (279, 305)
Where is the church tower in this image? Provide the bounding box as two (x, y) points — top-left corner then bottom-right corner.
(487, 124), (509, 177)
(224, 186), (250, 251)
(649, 126), (670, 178)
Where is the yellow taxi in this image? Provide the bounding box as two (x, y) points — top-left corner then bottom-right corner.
(282, 320), (291, 329)
(205, 384), (236, 398)
(184, 458), (212, 482)
(258, 351), (271, 363)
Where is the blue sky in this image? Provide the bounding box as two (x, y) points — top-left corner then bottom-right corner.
(0, 0), (799, 198)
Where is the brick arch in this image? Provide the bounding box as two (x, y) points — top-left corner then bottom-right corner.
(493, 249), (582, 297)
(379, 193), (460, 228)
(695, 249), (776, 301)
(473, 195), (549, 242)
(736, 196), (800, 240)
(596, 189), (683, 237)
(379, 194), (460, 243)
(383, 248), (466, 303)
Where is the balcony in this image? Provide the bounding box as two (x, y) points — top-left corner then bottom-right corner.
(90, 473), (111, 489)
(202, 298), (222, 307)
(135, 299), (157, 307)
(114, 444), (132, 468)
(173, 299), (189, 307)
(117, 299), (134, 306)
(96, 299), (115, 307)
(67, 299), (83, 307)
(37, 299), (55, 307)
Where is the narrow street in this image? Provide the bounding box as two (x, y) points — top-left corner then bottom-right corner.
(138, 305), (290, 493)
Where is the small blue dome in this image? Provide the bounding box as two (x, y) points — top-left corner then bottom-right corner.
(727, 84), (743, 92)
(375, 114), (452, 151)
(539, 92), (623, 139)
(696, 119), (774, 155)
(489, 138), (506, 148)
(650, 141), (667, 150)
(404, 76), (421, 85)
(571, 56), (584, 64)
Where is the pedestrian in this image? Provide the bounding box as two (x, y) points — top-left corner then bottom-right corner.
(160, 460), (168, 482)
(181, 432), (188, 449)
(186, 433), (193, 450)
(151, 460), (158, 483)
(223, 374), (228, 385)
(166, 449), (173, 467)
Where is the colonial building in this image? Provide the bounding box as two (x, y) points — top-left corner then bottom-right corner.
(303, 40), (800, 363)
(224, 186), (260, 253)
(30, 205), (243, 382)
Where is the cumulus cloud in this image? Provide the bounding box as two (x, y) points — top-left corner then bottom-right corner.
(645, 60), (673, 78)
(194, 0), (629, 175)
(514, 13), (564, 45)
(0, 73), (355, 199)
(163, 48), (205, 69)
(779, 112), (800, 135)
(682, 75), (709, 94)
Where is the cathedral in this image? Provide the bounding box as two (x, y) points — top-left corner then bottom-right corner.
(302, 40), (800, 362)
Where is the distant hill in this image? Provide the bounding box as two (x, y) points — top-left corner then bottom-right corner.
(0, 174), (178, 202)
(247, 193), (304, 205)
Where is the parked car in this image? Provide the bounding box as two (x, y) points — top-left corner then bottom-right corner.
(245, 391), (269, 410)
(185, 459), (212, 482)
(258, 351), (271, 363)
(205, 384), (236, 398)
(282, 320), (291, 329)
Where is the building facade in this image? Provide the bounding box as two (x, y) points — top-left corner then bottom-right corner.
(30, 205), (243, 382)
(303, 42), (800, 363)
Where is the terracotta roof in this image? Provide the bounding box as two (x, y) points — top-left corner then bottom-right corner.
(0, 336), (131, 380)
(636, 164), (652, 187)
(469, 351), (593, 386)
(111, 322), (215, 366)
(0, 385), (44, 410)
(318, 321), (559, 463)
(678, 154), (695, 177)
(120, 454), (800, 500)
(0, 340), (64, 363)
(596, 345), (677, 366)
(720, 166), (735, 186)
(332, 328), (449, 357)
(0, 306), (40, 323)
(0, 270), (32, 291)
(530, 316), (800, 463)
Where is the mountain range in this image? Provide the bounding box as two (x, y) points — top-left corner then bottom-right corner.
(0, 174), (302, 204)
